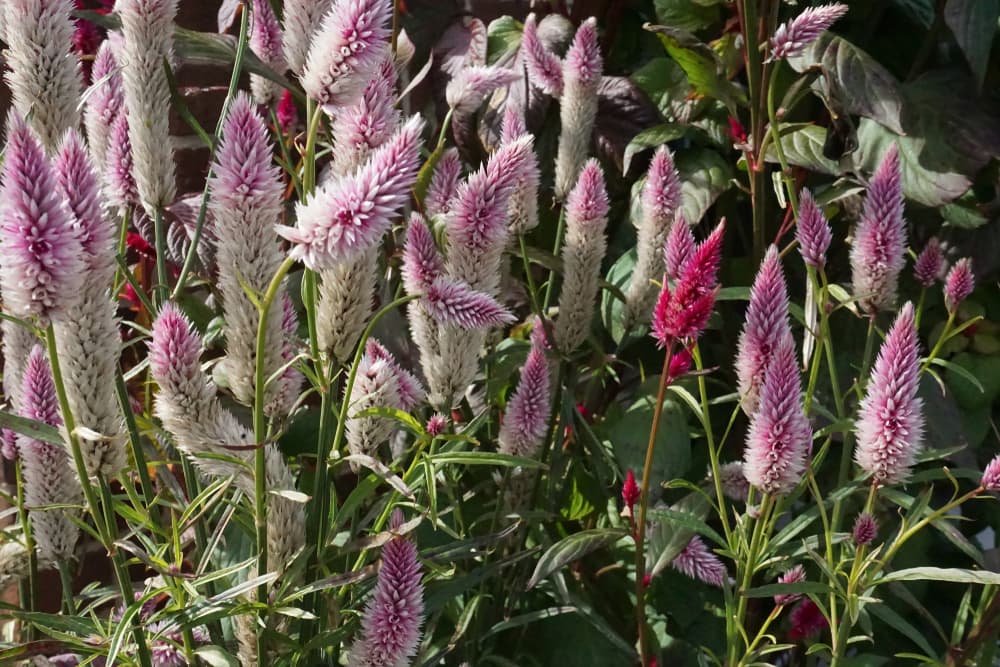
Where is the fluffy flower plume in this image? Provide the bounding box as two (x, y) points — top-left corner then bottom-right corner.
(402, 214), (445, 294)
(944, 258), (975, 313)
(83, 40), (123, 172)
(0, 113), (83, 322)
(743, 335), (811, 495)
(331, 59), (399, 175)
(855, 302), (924, 484)
(553, 18), (602, 199)
(301, 0), (392, 111)
(671, 536), (726, 587)
(424, 148), (462, 219)
(913, 237), (944, 288)
(0, 542), (29, 586)
(625, 146), (682, 327)
(774, 565), (806, 606)
(789, 599), (827, 639)
(423, 278), (515, 330)
(426, 414), (448, 437)
(852, 512), (878, 546)
(348, 510), (424, 667)
(796, 189), (832, 270)
(446, 65), (519, 114)
(735, 246), (792, 415)
(851, 145), (906, 313)
(769, 3), (849, 61)
(282, 0), (333, 74)
(555, 159), (609, 353)
(105, 110), (139, 210)
(520, 13), (564, 96)
(3, 0), (81, 150)
(249, 0), (287, 105)
(651, 220), (725, 345)
(277, 89), (298, 133)
(316, 247), (380, 362)
(664, 215), (695, 283)
(282, 115), (425, 271)
(502, 106), (540, 235)
(209, 93), (293, 413)
(55, 131), (115, 279)
(714, 461), (751, 502)
(981, 454), (1000, 491)
(498, 330), (552, 459)
(19, 346), (82, 564)
(622, 469), (640, 513)
(1, 322), (35, 458)
(117, 0), (178, 212)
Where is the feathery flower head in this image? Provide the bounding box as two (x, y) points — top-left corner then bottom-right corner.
(363, 339), (424, 411)
(426, 414), (448, 437)
(851, 145), (906, 313)
(424, 148), (463, 219)
(981, 454), (1000, 491)
(282, 115), (425, 271)
(788, 599), (827, 640)
(671, 536), (726, 587)
(149, 302), (202, 382)
(735, 246), (792, 415)
(769, 3), (849, 61)
(423, 278), (515, 330)
(913, 237), (944, 288)
(668, 346), (692, 380)
(249, 0), (286, 105)
(852, 512), (877, 546)
(640, 146), (681, 230)
(19, 346), (60, 428)
(565, 159), (609, 228)
(0, 113), (83, 322)
(855, 302), (924, 485)
(301, 0), (392, 111)
(743, 334), (811, 495)
(277, 89), (298, 134)
(622, 469), (640, 513)
(283, 0), (334, 74)
(498, 333), (551, 458)
(651, 220), (725, 345)
(210, 92), (284, 211)
(446, 65), (519, 114)
(796, 189), (832, 270)
(105, 109), (139, 209)
(349, 510), (424, 667)
(713, 461), (751, 502)
(84, 40), (123, 169)
(564, 18), (602, 88)
(553, 17), (602, 199)
(401, 214), (445, 294)
(664, 214), (695, 283)
(520, 13), (564, 97)
(944, 258), (975, 313)
(500, 103), (526, 144)
(501, 109), (541, 235)
(774, 565), (806, 606)
(54, 130), (115, 278)
(332, 58), (400, 174)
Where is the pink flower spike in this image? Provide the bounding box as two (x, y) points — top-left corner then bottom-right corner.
(423, 278), (515, 330)
(944, 258), (975, 313)
(851, 145), (906, 313)
(83, 40), (123, 169)
(500, 103), (526, 144)
(913, 237), (944, 288)
(149, 302), (202, 383)
(769, 3), (849, 61)
(622, 469), (640, 512)
(788, 599), (827, 640)
(498, 334), (552, 458)
(714, 461), (751, 501)
(852, 512), (877, 546)
(277, 89), (298, 134)
(774, 564), (806, 606)
(54, 130), (115, 278)
(796, 189), (832, 270)
(363, 339), (424, 411)
(651, 220), (725, 345)
(401, 214), (445, 295)
(426, 414), (448, 437)
(249, 0), (286, 105)
(282, 115), (425, 271)
(743, 334), (811, 495)
(349, 510), (424, 667)
(735, 246), (792, 415)
(445, 65), (519, 114)
(0, 114), (83, 322)
(671, 536), (726, 587)
(302, 0), (392, 110)
(981, 454), (1000, 491)
(520, 13), (563, 97)
(331, 58), (399, 174)
(424, 148), (463, 219)
(565, 17), (602, 89)
(105, 110), (139, 210)
(855, 302), (924, 485)
(664, 215), (695, 283)
(641, 146), (682, 231)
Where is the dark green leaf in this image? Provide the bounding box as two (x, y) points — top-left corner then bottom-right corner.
(647, 25), (747, 113)
(0, 411), (62, 446)
(944, 0), (1000, 91)
(876, 567), (1000, 585)
(764, 124), (841, 175)
(527, 528), (628, 589)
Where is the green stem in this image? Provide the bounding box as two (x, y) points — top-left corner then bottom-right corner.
(693, 344), (733, 542)
(730, 495), (774, 666)
(15, 460), (38, 622)
(57, 560), (75, 614)
(922, 311), (957, 373)
(765, 61), (800, 219)
(542, 205), (567, 314)
(152, 206), (169, 307)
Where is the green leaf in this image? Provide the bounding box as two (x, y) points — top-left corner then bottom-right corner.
(527, 528), (628, 589)
(194, 646), (240, 667)
(0, 410), (62, 446)
(763, 124), (841, 175)
(677, 148), (733, 225)
(648, 492), (712, 576)
(942, 193), (989, 229)
(486, 16), (522, 65)
(647, 506), (726, 547)
(743, 581), (831, 598)
(876, 567), (1000, 585)
(944, 0), (1000, 91)
(787, 33), (904, 134)
(428, 451), (547, 469)
(623, 123), (689, 175)
(630, 57), (692, 120)
(601, 249), (637, 344)
(652, 0), (720, 32)
(648, 25), (746, 113)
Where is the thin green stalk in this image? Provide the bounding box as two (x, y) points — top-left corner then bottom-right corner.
(765, 60), (800, 219)
(152, 206), (169, 307)
(112, 207), (133, 297)
(14, 460), (38, 622)
(115, 372), (155, 508)
(541, 206), (566, 314)
(922, 310), (957, 373)
(693, 344), (733, 542)
(57, 560), (75, 614)
(730, 494), (775, 666)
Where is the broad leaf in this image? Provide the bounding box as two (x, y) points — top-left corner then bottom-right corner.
(527, 528), (628, 589)
(877, 567), (1000, 585)
(648, 25), (747, 113)
(764, 124), (841, 176)
(677, 148), (733, 224)
(944, 0), (1000, 91)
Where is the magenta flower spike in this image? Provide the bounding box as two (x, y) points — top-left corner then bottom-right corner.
(851, 145), (906, 313)
(735, 246), (792, 415)
(671, 536), (726, 587)
(501, 103), (526, 143)
(424, 148), (463, 219)
(249, 0), (287, 106)
(854, 302), (924, 485)
(664, 215), (695, 283)
(769, 3), (849, 61)
(553, 17), (602, 198)
(83, 40), (123, 171)
(445, 65), (519, 114)
(363, 339), (424, 411)
(852, 512), (877, 546)
(423, 278), (515, 330)
(0, 113), (83, 322)
(425, 414), (448, 436)
(796, 189), (832, 270)
(277, 89), (298, 134)
(105, 110), (140, 210)
(331, 58), (399, 175)
(301, 0), (392, 111)
(651, 220), (725, 345)
(282, 115), (425, 271)
(283, 0), (334, 75)
(913, 237), (945, 288)
(944, 258), (975, 313)
(774, 565), (806, 606)
(401, 214), (445, 294)
(501, 105), (540, 235)
(743, 334), (811, 495)
(498, 330), (552, 458)
(714, 461), (751, 501)
(640, 146), (682, 229)
(622, 469), (640, 513)
(981, 454), (1000, 491)
(520, 13), (564, 97)
(348, 510), (424, 667)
